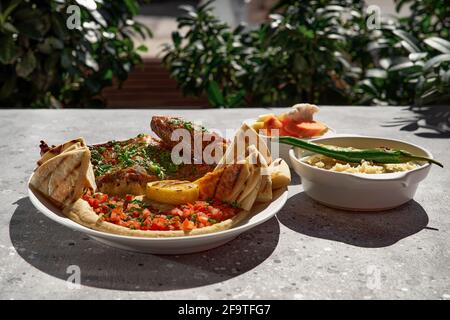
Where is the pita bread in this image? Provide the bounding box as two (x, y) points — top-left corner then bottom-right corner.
(217, 123), (271, 168)
(30, 147), (96, 208)
(195, 168), (224, 200)
(247, 145), (272, 202)
(37, 138), (87, 166)
(270, 158), (291, 189)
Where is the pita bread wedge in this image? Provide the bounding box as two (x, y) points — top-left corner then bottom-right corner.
(30, 147), (96, 208)
(195, 168), (224, 200)
(237, 167), (262, 211)
(217, 123), (272, 168)
(214, 164), (245, 202)
(37, 138), (87, 166)
(224, 161), (251, 202)
(270, 158), (291, 189)
(248, 145), (272, 202)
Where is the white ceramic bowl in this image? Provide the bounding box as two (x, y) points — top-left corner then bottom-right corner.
(244, 119), (335, 167)
(289, 135), (434, 211)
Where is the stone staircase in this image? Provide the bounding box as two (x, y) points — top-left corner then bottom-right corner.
(102, 59), (208, 108)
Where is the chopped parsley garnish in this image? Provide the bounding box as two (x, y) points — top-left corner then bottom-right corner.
(95, 163), (113, 176)
(230, 201), (239, 208)
(208, 218), (217, 224)
(90, 134), (181, 179)
(129, 199), (147, 207)
(169, 119), (208, 132)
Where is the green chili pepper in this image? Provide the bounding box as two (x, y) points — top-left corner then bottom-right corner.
(276, 136), (443, 167)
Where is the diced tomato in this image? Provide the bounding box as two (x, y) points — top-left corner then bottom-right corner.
(182, 218), (195, 231)
(88, 198), (100, 209)
(131, 211), (140, 218)
(142, 208), (151, 219)
(95, 193), (108, 203)
(198, 215), (209, 224)
(109, 210), (120, 223)
(170, 208), (183, 216)
(84, 191), (239, 232)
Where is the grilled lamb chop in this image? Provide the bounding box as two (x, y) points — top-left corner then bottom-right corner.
(151, 116), (228, 153)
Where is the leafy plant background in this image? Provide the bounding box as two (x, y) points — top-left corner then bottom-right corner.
(163, 0), (449, 108)
(0, 0), (151, 107)
(0, 0), (448, 109)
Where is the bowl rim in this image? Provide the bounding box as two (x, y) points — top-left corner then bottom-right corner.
(288, 135), (433, 180)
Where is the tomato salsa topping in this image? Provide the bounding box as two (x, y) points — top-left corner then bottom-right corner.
(82, 192), (240, 232)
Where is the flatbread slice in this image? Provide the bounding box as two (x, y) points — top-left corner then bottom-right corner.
(214, 164), (245, 202)
(269, 158), (291, 189)
(195, 168), (224, 200)
(30, 147), (96, 208)
(217, 123), (271, 168)
(37, 138), (87, 166)
(237, 167), (262, 211)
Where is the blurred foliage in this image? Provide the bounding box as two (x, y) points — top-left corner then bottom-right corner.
(0, 0), (151, 107)
(163, 0), (449, 107)
(162, 1), (248, 107)
(356, 0), (450, 105)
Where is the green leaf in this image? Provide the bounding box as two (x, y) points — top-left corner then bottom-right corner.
(366, 69), (387, 79)
(136, 45), (148, 52)
(1, 22), (18, 33)
(16, 50), (37, 78)
(389, 61), (414, 72)
(423, 53), (450, 72)
(424, 37), (450, 54)
(227, 90), (246, 108)
(103, 69), (113, 81)
(207, 81), (225, 107)
(171, 31), (182, 48)
(0, 0), (21, 24)
(400, 40), (419, 53)
(0, 36), (18, 64)
(409, 52), (428, 61)
(392, 29), (420, 53)
(124, 0), (139, 15)
(298, 26), (314, 39)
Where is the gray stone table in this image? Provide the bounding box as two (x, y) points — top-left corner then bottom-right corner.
(0, 107), (449, 299)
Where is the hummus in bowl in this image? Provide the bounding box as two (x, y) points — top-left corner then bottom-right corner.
(289, 135), (435, 211)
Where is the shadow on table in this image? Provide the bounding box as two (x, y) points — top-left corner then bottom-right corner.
(10, 197), (280, 291)
(382, 105), (450, 138)
(277, 192), (429, 248)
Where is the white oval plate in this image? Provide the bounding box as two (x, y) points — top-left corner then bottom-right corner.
(28, 178), (287, 255)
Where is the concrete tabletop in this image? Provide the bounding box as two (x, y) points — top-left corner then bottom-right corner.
(1, 107), (449, 300)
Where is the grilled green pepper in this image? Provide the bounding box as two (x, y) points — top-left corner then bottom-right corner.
(277, 136), (443, 167)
